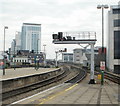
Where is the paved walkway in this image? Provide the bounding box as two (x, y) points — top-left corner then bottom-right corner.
(12, 74), (119, 105)
(0, 67), (57, 80)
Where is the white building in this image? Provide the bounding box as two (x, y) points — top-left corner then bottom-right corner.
(107, 2), (120, 74)
(73, 49), (83, 63)
(13, 56), (29, 63)
(62, 53), (73, 62)
(21, 23), (41, 53)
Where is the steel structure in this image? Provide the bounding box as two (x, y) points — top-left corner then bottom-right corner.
(52, 31), (97, 84)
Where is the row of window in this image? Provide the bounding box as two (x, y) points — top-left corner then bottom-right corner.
(27, 27), (41, 31)
(113, 8), (120, 14)
(14, 59), (28, 63)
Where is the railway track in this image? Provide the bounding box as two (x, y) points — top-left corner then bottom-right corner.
(94, 70), (120, 85)
(2, 65), (87, 104)
(65, 65), (87, 83)
(104, 71), (120, 84)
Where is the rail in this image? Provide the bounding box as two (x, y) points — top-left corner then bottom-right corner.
(2, 65), (87, 104)
(2, 69), (66, 100)
(94, 71), (120, 85)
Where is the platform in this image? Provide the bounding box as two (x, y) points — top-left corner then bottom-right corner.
(11, 74), (119, 105)
(0, 67), (57, 80)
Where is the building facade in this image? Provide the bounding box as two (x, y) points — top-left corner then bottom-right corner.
(73, 49), (83, 63)
(15, 31), (21, 51)
(21, 23), (41, 53)
(62, 53), (73, 62)
(107, 2), (120, 74)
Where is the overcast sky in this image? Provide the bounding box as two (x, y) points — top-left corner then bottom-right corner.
(0, 0), (119, 59)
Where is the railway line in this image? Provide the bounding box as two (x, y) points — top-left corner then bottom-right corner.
(2, 64), (119, 105)
(94, 70), (120, 85)
(2, 65), (86, 104)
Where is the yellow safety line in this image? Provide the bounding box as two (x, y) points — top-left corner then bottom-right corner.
(38, 83), (78, 105)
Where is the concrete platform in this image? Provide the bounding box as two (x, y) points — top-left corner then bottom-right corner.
(11, 74), (119, 105)
(0, 67), (57, 80)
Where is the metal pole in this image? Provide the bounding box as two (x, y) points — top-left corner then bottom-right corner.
(37, 40), (38, 54)
(102, 7), (104, 53)
(55, 51), (58, 67)
(43, 44), (46, 67)
(3, 27), (5, 75)
(89, 43), (95, 84)
(14, 40), (16, 70)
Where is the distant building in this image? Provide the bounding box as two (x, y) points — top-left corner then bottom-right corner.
(11, 39), (16, 56)
(73, 49), (84, 63)
(15, 32), (21, 51)
(73, 48), (100, 67)
(107, 2), (120, 74)
(62, 53), (73, 62)
(21, 23), (41, 53)
(12, 50), (44, 65)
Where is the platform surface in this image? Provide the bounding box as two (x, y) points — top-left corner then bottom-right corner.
(11, 74), (119, 105)
(0, 67), (57, 80)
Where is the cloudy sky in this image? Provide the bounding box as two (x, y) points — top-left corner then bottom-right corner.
(0, 0), (119, 59)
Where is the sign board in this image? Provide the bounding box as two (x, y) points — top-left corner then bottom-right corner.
(100, 61), (105, 70)
(97, 74), (101, 80)
(0, 62), (4, 66)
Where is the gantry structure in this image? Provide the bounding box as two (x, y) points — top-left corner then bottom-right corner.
(52, 31), (97, 84)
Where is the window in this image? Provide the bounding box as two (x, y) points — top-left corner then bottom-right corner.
(114, 31), (120, 59)
(114, 19), (120, 27)
(76, 59), (80, 61)
(113, 8), (120, 14)
(114, 65), (120, 74)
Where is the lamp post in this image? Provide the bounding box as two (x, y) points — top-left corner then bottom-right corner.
(13, 39), (16, 70)
(35, 39), (40, 70)
(97, 5), (109, 53)
(37, 39), (40, 54)
(55, 51), (58, 68)
(3, 26), (8, 75)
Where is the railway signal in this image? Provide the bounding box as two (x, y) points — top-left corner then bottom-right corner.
(52, 31), (97, 84)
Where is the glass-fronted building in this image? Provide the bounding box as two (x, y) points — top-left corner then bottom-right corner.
(21, 23), (41, 53)
(107, 2), (120, 74)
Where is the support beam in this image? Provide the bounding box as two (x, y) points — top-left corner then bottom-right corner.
(89, 43), (95, 84)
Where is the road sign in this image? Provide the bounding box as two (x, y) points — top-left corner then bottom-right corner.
(100, 61), (105, 70)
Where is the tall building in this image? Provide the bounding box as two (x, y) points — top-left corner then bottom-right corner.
(11, 39), (16, 55)
(107, 2), (120, 74)
(15, 31), (21, 51)
(21, 23), (41, 53)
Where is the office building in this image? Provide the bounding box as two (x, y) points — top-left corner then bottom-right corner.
(21, 23), (41, 53)
(107, 2), (120, 74)
(15, 32), (21, 51)
(11, 39), (16, 55)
